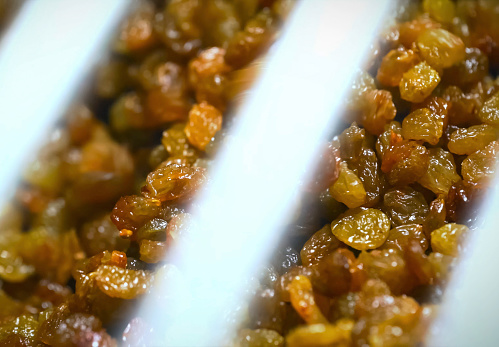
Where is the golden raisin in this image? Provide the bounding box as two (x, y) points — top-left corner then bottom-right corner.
(330, 208), (390, 250)
(399, 62), (441, 103)
(328, 162), (367, 209)
(377, 48), (420, 87)
(431, 223), (469, 256)
(416, 29), (466, 69)
(184, 102), (223, 150)
(402, 108), (444, 145)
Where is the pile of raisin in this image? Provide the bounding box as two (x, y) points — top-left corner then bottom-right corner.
(1, 0), (498, 346)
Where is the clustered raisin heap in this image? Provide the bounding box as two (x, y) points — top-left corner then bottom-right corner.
(1, 0), (499, 346)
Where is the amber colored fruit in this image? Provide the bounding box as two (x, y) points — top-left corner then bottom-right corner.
(184, 102), (223, 150)
(66, 105), (97, 145)
(225, 10), (274, 68)
(423, 197), (446, 238)
(399, 62), (441, 103)
(358, 248), (415, 295)
(37, 304), (116, 347)
(418, 148), (461, 195)
(398, 15), (441, 48)
(361, 89), (397, 135)
(161, 123), (199, 159)
(423, 0), (455, 23)
(80, 214), (130, 256)
(115, 2), (158, 53)
(447, 180), (485, 224)
(383, 187), (429, 226)
(96, 60), (130, 99)
(377, 48), (420, 87)
(0, 249), (35, 283)
(145, 87), (191, 124)
(417, 29), (466, 69)
(329, 162), (366, 209)
(381, 224), (428, 252)
(414, 96), (449, 129)
(431, 223), (469, 256)
(339, 124), (385, 207)
(310, 249), (354, 297)
(448, 125), (497, 155)
(111, 196), (161, 232)
(286, 320), (354, 347)
(189, 47), (232, 109)
(330, 208), (390, 250)
(139, 240), (168, 263)
(288, 275), (328, 324)
(306, 142), (341, 193)
(461, 140), (499, 183)
(376, 122), (402, 160)
(95, 265), (153, 299)
(346, 71), (376, 111)
(402, 108), (443, 145)
(445, 48), (489, 86)
(236, 328), (285, 347)
(143, 163), (206, 201)
(382, 140), (430, 186)
(443, 86), (482, 127)
(189, 47), (230, 85)
(478, 91), (499, 126)
(300, 225), (340, 267)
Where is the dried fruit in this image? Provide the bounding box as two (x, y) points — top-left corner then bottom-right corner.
(418, 148), (461, 195)
(377, 48), (420, 87)
(331, 208), (390, 250)
(402, 108), (444, 145)
(329, 162), (366, 209)
(431, 223), (469, 256)
(416, 28), (466, 69)
(399, 62), (440, 103)
(461, 140), (499, 183)
(143, 163), (207, 201)
(300, 225), (340, 267)
(478, 91), (499, 126)
(184, 102), (223, 150)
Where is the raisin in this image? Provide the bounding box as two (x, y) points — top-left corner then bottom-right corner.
(286, 320), (354, 347)
(329, 162), (366, 209)
(94, 265), (153, 299)
(431, 223), (469, 256)
(418, 148), (460, 195)
(382, 140), (430, 186)
(448, 124), (497, 155)
(461, 140), (499, 183)
(236, 328), (284, 347)
(114, 2), (158, 53)
(478, 91), (499, 126)
(383, 187), (429, 226)
(288, 275), (328, 324)
(381, 224), (428, 252)
(361, 89), (397, 136)
(422, 0), (455, 24)
(111, 196), (161, 233)
(80, 214), (130, 256)
(300, 225), (341, 267)
(417, 28), (466, 69)
(444, 48), (489, 86)
(310, 249), (354, 297)
(377, 48), (420, 87)
(225, 10), (275, 68)
(184, 102), (223, 150)
(143, 163), (207, 201)
(398, 14), (441, 48)
(402, 108), (444, 145)
(330, 208), (390, 250)
(139, 240), (168, 263)
(399, 62), (441, 103)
